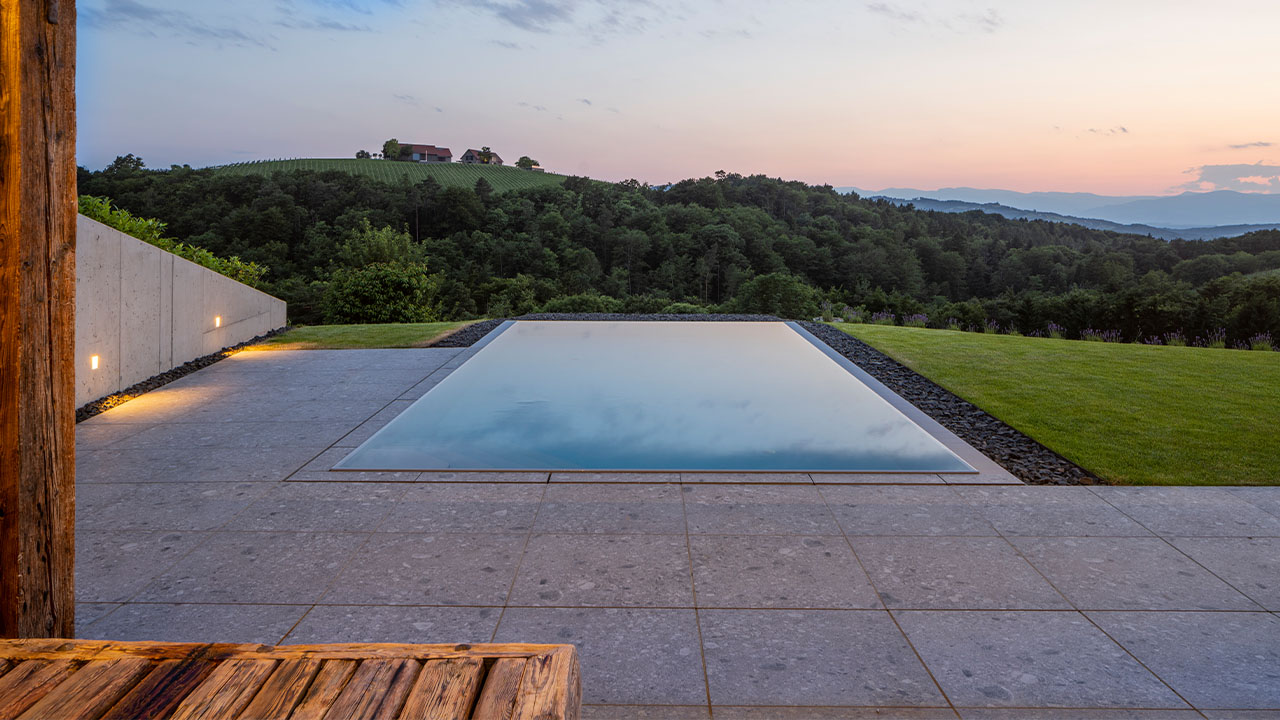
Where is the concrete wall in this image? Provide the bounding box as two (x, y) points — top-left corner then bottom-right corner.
(76, 215), (287, 406)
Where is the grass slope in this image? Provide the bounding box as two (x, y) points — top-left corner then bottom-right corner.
(834, 323), (1280, 486)
(211, 158), (569, 193)
(246, 322), (470, 350)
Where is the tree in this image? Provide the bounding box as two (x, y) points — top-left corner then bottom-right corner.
(382, 139), (401, 161)
(515, 155), (540, 170)
(474, 177), (494, 205)
(104, 153), (146, 175)
(478, 146), (494, 164)
(355, 149), (371, 159)
(322, 261), (441, 323)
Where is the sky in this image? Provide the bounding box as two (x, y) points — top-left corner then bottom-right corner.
(78, 0), (1280, 195)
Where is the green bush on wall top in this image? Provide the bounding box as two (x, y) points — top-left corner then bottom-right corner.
(540, 293), (624, 313)
(322, 261), (442, 324)
(78, 196), (268, 288)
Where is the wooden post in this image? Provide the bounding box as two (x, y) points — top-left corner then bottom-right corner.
(0, 0), (77, 638)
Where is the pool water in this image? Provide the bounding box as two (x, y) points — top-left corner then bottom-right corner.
(335, 321), (975, 473)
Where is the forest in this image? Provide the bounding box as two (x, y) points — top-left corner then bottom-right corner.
(78, 157), (1280, 346)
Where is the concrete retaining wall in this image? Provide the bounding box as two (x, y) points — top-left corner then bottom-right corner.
(76, 215), (287, 406)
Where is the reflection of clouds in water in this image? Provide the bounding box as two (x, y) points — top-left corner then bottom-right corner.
(347, 322), (971, 471)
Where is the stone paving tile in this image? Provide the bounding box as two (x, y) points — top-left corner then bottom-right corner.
(1012, 537), (1262, 611)
(957, 486), (1152, 537)
(283, 605), (501, 644)
(80, 603), (308, 645)
(223, 482), (406, 532)
(74, 603), (121, 634)
(382, 484), (544, 533)
(690, 535), (879, 609)
(289, 470), (423, 483)
(274, 399), (391, 424)
(414, 471), (550, 483)
(109, 420), (354, 449)
(550, 472), (681, 483)
(939, 472), (1021, 485)
(582, 706), (711, 719)
(334, 400), (414, 447)
(296, 447), (357, 472)
(1228, 487), (1280, 518)
(397, 376), (446, 400)
(820, 485), (997, 536)
(1089, 611), (1280, 710)
(701, 609), (944, 707)
(715, 709), (958, 719)
(683, 485), (841, 535)
(135, 532), (367, 604)
(511, 534), (693, 607)
(75, 422), (158, 450)
(811, 473), (946, 485)
(76, 482), (270, 532)
(957, 710), (1202, 719)
(494, 607), (706, 705)
(1202, 712), (1280, 719)
(78, 446), (320, 483)
(1090, 487), (1280, 537)
(1167, 537), (1280, 611)
(896, 611), (1189, 709)
(535, 484), (685, 535)
(853, 537), (1069, 610)
(78, 385), (236, 424)
(77, 531), (206, 603)
(681, 473), (813, 484)
(322, 533), (526, 606)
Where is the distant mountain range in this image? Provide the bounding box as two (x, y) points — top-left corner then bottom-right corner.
(834, 187), (1280, 239)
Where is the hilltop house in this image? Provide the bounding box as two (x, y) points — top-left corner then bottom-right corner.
(461, 148), (503, 165)
(401, 144), (452, 163)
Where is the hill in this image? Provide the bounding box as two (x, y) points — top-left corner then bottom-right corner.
(874, 197), (1280, 241)
(842, 186), (1280, 228)
(212, 158), (569, 193)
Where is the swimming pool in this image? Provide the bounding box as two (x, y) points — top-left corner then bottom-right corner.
(335, 321), (976, 473)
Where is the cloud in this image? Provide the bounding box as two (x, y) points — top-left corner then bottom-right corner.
(82, 0), (274, 48)
(490, 39), (524, 49)
(517, 101), (549, 111)
(1088, 126), (1129, 136)
(1229, 141), (1273, 150)
(393, 94), (420, 106)
(1180, 162), (1280, 193)
(866, 2), (1003, 34)
(298, 0), (404, 14)
(454, 0), (575, 32)
(577, 98), (593, 106)
(446, 0), (668, 39)
(275, 16), (372, 31)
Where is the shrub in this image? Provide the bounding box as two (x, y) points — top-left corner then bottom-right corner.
(870, 311), (895, 326)
(1249, 332), (1274, 351)
(1201, 328), (1228, 349)
(945, 317), (962, 331)
(1163, 331), (1188, 347)
(540, 293), (624, 313)
(729, 272), (818, 318)
(1046, 322), (1066, 340)
(903, 313), (928, 328)
(661, 302), (708, 314)
(841, 305), (865, 323)
(78, 195), (268, 288)
(622, 294), (670, 314)
(321, 261), (441, 324)
(1081, 328), (1122, 343)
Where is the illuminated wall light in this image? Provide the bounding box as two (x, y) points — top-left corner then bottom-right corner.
(90, 355), (100, 370)
(214, 316), (222, 328)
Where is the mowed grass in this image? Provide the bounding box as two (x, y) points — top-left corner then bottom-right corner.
(246, 322), (471, 350)
(211, 158), (570, 193)
(833, 323), (1280, 486)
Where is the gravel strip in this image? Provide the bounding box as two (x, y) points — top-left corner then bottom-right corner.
(799, 321), (1098, 485)
(426, 319), (506, 347)
(75, 328), (285, 423)
(517, 312), (784, 322)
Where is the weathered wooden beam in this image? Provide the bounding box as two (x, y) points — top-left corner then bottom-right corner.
(0, 0), (77, 638)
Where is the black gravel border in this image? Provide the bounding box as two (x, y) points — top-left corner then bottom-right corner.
(75, 328), (286, 423)
(426, 319), (507, 347)
(517, 312), (784, 322)
(799, 321), (1099, 485)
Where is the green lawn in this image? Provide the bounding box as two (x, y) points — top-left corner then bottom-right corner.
(833, 323), (1280, 486)
(246, 322), (471, 350)
(211, 158), (571, 193)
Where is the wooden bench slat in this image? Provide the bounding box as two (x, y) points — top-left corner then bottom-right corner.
(234, 657), (321, 720)
(471, 657), (527, 720)
(100, 659), (218, 720)
(169, 658), (278, 720)
(0, 660), (79, 718)
(510, 650), (581, 720)
(288, 659), (357, 720)
(0, 659), (13, 677)
(398, 657), (484, 720)
(16, 657), (153, 720)
(320, 658), (418, 720)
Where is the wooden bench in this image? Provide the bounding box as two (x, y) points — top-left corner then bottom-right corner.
(0, 639), (580, 719)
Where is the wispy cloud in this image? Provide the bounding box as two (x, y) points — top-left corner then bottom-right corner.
(490, 39), (524, 49)
(298, 0), (404, 14)
(1229, 141), (1273, 150)
(866, 2), (1003, 34)
(577, 98), (593, 106)
(1180, 162), (1280, 193)
(447, 0), (669, 40)
(82, 0), (274, 48)
(393, 93), (420, 106)
(518, 101), (550, 111)
(1088, 126), (1129, 136)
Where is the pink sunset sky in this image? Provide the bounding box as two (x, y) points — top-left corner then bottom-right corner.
(78, 0), (1280, 195)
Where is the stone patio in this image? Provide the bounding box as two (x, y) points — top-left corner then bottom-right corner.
(75, 348), (1280, 717)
